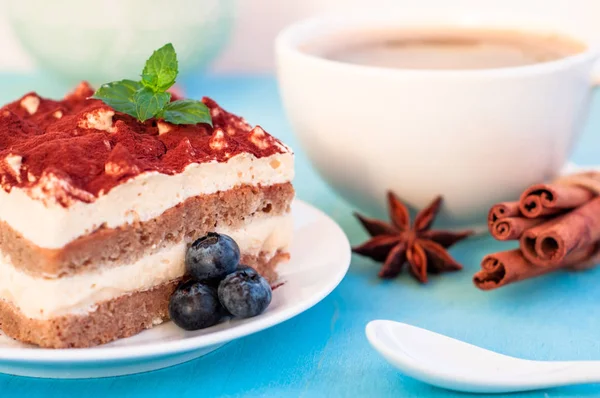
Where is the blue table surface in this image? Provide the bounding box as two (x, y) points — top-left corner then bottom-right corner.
(0, 74), (600, 398)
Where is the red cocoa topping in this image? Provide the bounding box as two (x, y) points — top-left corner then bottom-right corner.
(0, 82), (291, 206)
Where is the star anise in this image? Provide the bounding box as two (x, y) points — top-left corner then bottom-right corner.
(352, 192), (473, 283)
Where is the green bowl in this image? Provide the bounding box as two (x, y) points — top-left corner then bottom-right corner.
(6, 0), (237, 86)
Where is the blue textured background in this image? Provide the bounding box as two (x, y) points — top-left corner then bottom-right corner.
(0, 75), (599, 397)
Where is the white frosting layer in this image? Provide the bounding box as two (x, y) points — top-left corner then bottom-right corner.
(0, 213), (293, 319)
(0, 152), (294, 249)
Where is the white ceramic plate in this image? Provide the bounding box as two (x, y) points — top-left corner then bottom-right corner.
(0, 200), (351, 379)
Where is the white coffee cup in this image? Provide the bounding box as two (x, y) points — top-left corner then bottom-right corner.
(275, 14), (600, 229)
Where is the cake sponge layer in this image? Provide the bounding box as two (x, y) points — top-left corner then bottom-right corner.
(0, 183), (294, 278)
(0, 250), (288, 348)
(0, 213), (292, 319)
(0, 152), (294, 249)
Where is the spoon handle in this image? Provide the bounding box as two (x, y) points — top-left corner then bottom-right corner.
(528, 361), (600, 388)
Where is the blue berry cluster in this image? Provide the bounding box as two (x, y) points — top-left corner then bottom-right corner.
(169, 233), (273, 331)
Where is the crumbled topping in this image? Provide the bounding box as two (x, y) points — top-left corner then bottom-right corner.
(248, 126), (269, 149)
(105, 160), (140, 178)
(5, 154), (22, 174)
(104, 144), (140, 178)
(0, 83), (292, 206)
(209, 128), (228, 151)
(29, 171), (96, 206)
(3, 154), (22, 182)
(78, 108), (115, 132)
(20, 95), (40, 115)
(157, 121), (172, 135)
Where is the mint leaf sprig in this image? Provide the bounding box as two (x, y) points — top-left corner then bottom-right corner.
(92, 43), (212, 126)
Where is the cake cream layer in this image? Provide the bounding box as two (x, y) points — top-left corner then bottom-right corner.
(0, 250), (290, 348)
(0, 151), (293, 249)
(0, 183), (294, 277)
(0, 213), (292, 320)
(0, 249), (289, 349)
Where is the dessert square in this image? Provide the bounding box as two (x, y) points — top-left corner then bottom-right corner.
(0, 82), (294, 348)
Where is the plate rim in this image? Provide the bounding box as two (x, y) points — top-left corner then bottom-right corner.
(0, 199), (351, 363)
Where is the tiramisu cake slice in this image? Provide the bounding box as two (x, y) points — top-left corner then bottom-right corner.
(0, 82), (294, 348)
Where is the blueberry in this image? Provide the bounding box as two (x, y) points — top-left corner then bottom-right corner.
(218, 268), (272, 318)
(168, 280), (223, 330)
(237, 265), (258, 275)
(185, 232), (240, 281)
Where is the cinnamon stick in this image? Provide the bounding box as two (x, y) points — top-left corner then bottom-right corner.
(490, 217), (548, 241)
(474, 244), (600, 290)
(519, 183), (594, 218)
(487, 201), (521, 227)
(520, 197), (600, 266)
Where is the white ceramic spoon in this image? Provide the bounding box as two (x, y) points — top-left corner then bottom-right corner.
(366, 320), (600, 394)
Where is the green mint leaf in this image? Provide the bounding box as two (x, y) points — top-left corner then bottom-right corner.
(161, 100), (213, 126)
(94, 44), (209, 126)
(133, 87), (171, 122)
(141, 43), (178, 91)
(91, 79), (141, 117)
